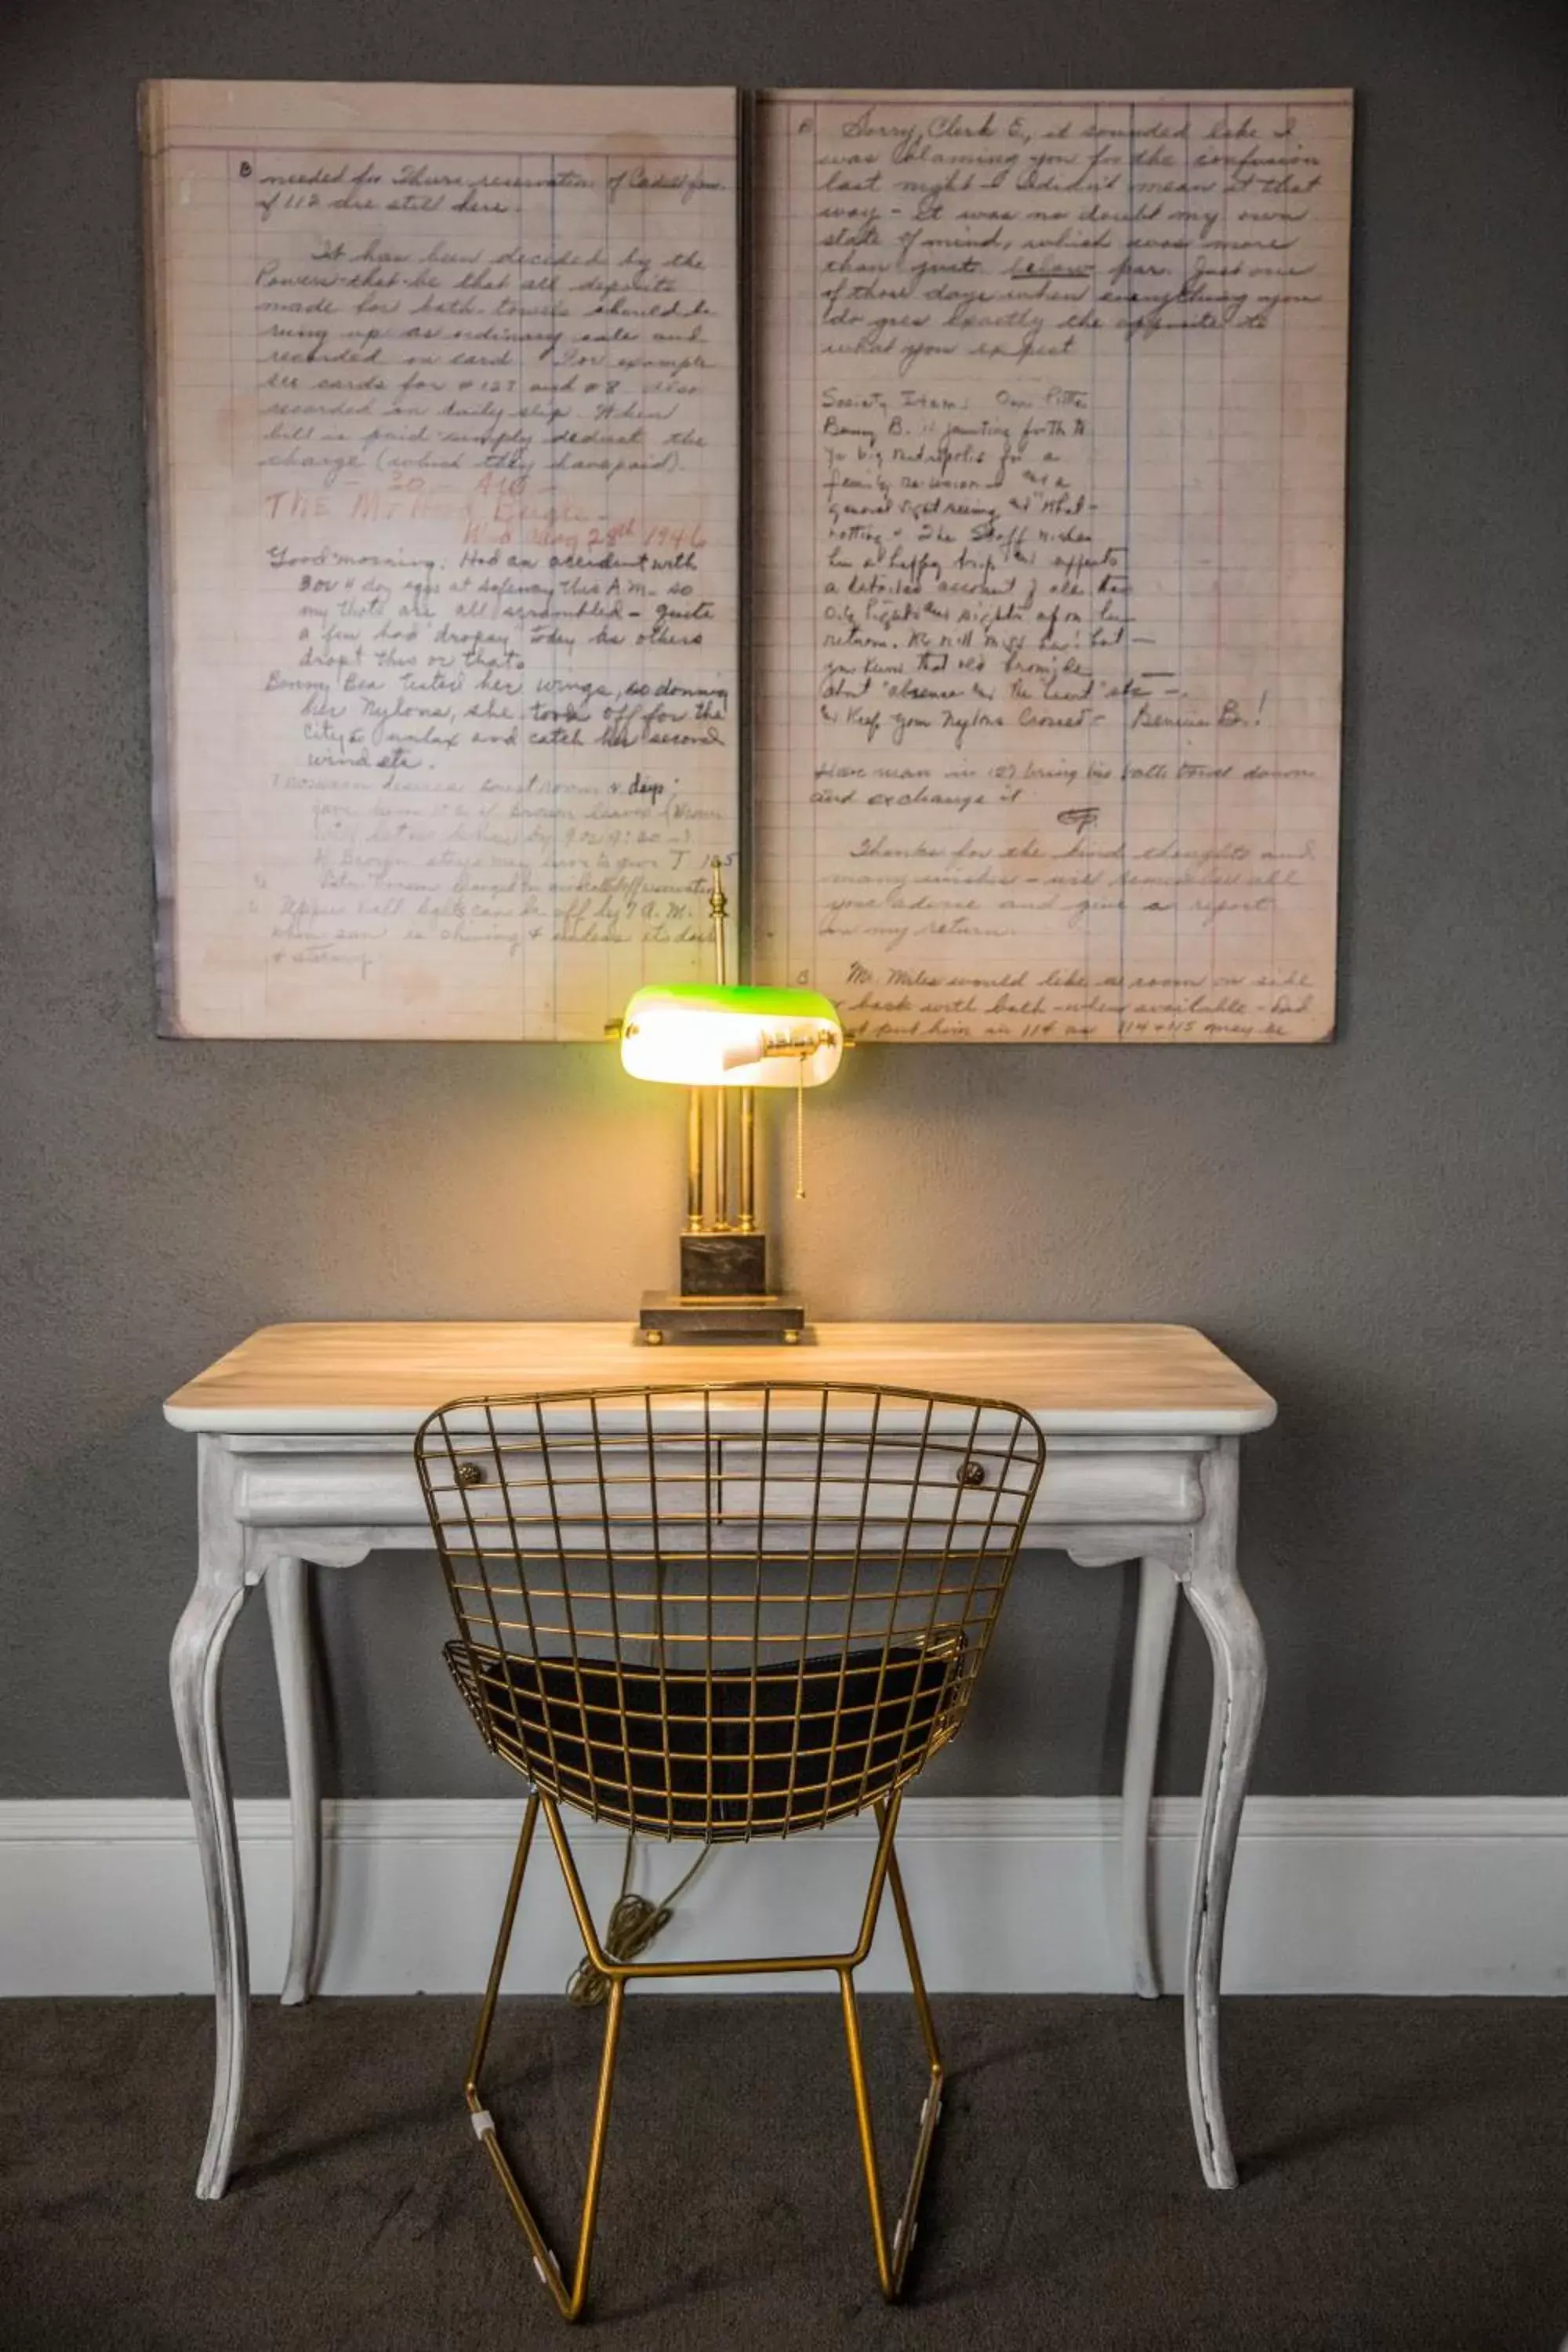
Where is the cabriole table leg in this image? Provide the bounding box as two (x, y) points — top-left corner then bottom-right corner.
(1180, 1436), (1267, 2190)
(169, 1437), (253, 2200)
(1121, 1552), (1180, 1997)
(265, 1554), (321, 2005)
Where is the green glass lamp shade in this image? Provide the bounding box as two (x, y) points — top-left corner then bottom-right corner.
(619, 983), (843, 1088)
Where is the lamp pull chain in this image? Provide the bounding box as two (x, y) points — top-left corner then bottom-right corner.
(795, 1056), (806, 1199)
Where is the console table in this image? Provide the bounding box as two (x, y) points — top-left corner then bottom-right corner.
(165, 1321), (1274, 2201)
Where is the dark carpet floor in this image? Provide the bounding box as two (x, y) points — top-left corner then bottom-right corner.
(3, 1995), (1566, 2350)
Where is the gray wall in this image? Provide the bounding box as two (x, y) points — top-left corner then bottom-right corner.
(2, 0), (1565, 1805)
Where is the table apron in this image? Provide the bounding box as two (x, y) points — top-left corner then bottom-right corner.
(227, 1443), (1206, 1535)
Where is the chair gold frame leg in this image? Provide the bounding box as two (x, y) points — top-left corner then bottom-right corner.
(464, 1792), (626, 2321)
(463, 1786), (944, 2321)
(838, 1798), (945, 2301)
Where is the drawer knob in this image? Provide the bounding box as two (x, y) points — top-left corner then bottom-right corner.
(456, 1461), (488, 1489)
(956, 1458), (987, 1489)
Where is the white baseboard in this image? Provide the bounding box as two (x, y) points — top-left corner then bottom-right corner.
(2, 1796), (1565, 1998)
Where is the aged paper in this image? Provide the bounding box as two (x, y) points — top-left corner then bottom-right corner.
(143, 82), (739, 1037)
(755, 91), (1352, 1040)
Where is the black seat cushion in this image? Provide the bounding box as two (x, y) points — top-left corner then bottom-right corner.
(445, 1637), (963, 1838)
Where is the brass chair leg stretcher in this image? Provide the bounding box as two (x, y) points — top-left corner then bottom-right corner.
(464, 1786), (942, 2318)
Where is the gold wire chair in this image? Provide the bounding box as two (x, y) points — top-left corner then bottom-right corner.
(416, 1381), (1046, 2319)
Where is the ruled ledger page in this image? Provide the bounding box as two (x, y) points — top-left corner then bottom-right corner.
(144, 82), (739, 1037)
(755, 90), (1352, 1040)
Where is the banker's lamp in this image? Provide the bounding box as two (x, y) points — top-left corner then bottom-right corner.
(619, 862), (843, 1343)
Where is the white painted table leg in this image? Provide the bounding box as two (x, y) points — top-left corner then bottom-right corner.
(265, 1555), (321, 2005)
(1180, 1436), (1267, 2190)
(1122, 1553), (1179, 1998)
(169, 1437), (252, 2201)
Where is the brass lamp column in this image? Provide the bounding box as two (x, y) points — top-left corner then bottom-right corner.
(706, 858), (734, 1249)
(619, 861), (844, 1343)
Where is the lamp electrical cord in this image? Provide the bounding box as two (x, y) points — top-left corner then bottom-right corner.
(566, 1829), (711, 2006)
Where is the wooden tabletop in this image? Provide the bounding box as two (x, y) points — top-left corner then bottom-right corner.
(165, 1323), (1276, 1437)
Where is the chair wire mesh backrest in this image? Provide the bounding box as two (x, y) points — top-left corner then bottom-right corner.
(416, 1382), (1046, 1843)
